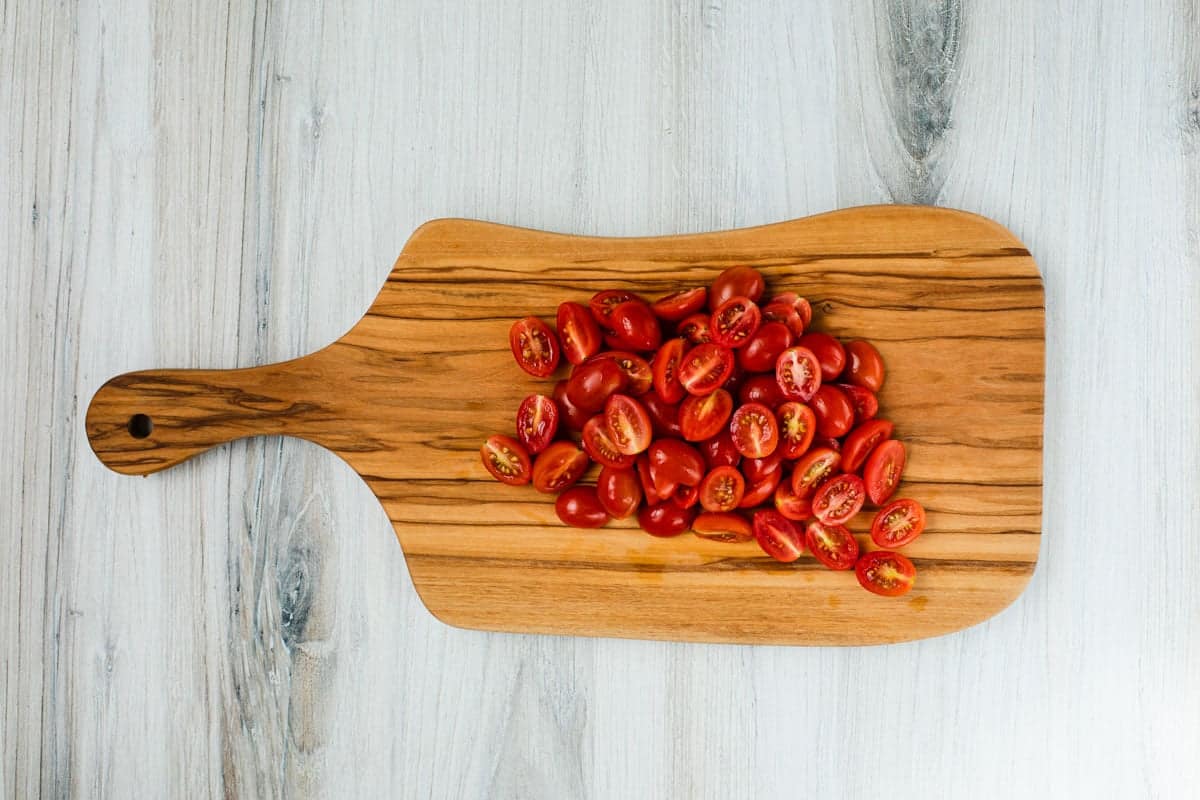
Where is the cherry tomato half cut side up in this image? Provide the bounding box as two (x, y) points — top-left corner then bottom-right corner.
(555, 486), (611, 528)
(509, 317), (560, 377)
(863, 439), (906, 505)
(773, 481), (812, 521)
(516, 394), (559, 455)
(809, 383), (855, 439)
(837, 383), (879, 422)
(776, 346), (822, 402)
(840, 418), (895, 473)
(710, 296), (762, 349)
(597, 466), (643, 519)
(604, 394), (653, 455)
(608, 300), (663, 351)
(752, 510), (804, 562)
(730, 402), (779, 459)
(776, 401), (816, 459)
(677, 343), (735, 396)
(692, 511), (754, 543)
(589, 290), (641, 325)
(638, 503), (697, 537)
(805, 520), (859, 570)
(680, 389), (734, 442)
(678, 313), (712, 345)
(797, 332), (846, 382)
(481, 435), (532, 485)
(870, 498), (926, 548)
(844, 339), (886, 392)
(581, 416), (636, 469)
(556, 302), (602, 365)
(811, 473), (867, 526)
(531, 441), (589, 493)
(791, 447), (842, 497)
(651, 337), (688, 403)
(710, 266), (766, 310)
(699, 466), (746, 512)
(855, 550), (915, 596)
(651, 287), (708, 321)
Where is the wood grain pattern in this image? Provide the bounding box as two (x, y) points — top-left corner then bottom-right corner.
(86, 206), (1044, 645)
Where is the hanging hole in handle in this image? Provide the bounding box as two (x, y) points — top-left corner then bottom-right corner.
(127, 414), (153, 439)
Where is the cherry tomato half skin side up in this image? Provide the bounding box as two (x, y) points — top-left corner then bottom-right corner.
(863, 439), (906, 505)
(516, 394), (559, 454)
(844, 339), (886, 392)
(510, 317), (561, 377)
(855, 550), (915, 596)
(752, 510), (804, 562)
(553, 379), (592, 432)
(651, 337), (688, 403)
(709, 266), (766, 310)
(481, 435), (532, 485)
(840, 419), (894, 473)
(809, 384), (855, 438)
(870, 498), (926, 548)
(555, 486), (611, 528)
(797, 332), (846, 381)
(638, 503), (697, 537)
(566, 358), (628, 413)
(596, 466), (643, 519)
(556, 302), (602, 365)
(737, 322), (793, 372)
(531, 442), (589, 493)
(837, 383), (879, 422)
(609, 300), (663, 351)
(804, 520), (860, 570)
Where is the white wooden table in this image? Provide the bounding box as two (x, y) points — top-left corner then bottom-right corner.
(4, 1), (1198, 797)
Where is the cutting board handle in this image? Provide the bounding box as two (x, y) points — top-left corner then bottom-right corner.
(86, 350), (343, 476)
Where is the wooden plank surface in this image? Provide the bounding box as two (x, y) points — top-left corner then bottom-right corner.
(3, 0), (1198, 797)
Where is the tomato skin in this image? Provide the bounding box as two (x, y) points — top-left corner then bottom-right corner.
(811, 473), (867, 525)
(805, 520), (860, 570)
(638, 502), (697, 537)
(509, 317), (561, 377)
(556, 302), (603, 365)
(809, 384), (856, 438)
(710, 296), (762, 349)
(566, 358), (628, 412)
(752, 510), (804, 562)
(870, 498), (926, 548)
(555, 486), (611, 528)
(698, 465), (746, 512)
(532, 441), (590, 493)
(596, 466), (643, 519)
(480, 434), (533, 485)
(651, 337), (688, 403)
(775, 402), (816, 459)
(797, 332), (846, 381)
(841, 419), (895, 473)
(837, 383), (879, 422)
(773, 481), (812, 520)
(677, 343), (735, 397)
(635, 455), (664, 505)
(761, 301), (806, 339)
(736, 322), (792, 372)
(640, 389), (683, 438)
(855, 550), (915, 596)
(692, 511), (754, 543)
(729, 402), (779, 458)
(679, 389), (734, 442)
(604, 394), (653, 455)
(589, 351), (653, 395)
(768, 293), (813, 331)
(608, 300), (663, 351)
(553, 379), (592, 432)
(670, 483), (700, 509)
(589, 290), (641, 326)
(775, 346), (822, 402)
(791, 447), (842, 497)
(647, 439), (706, 498)
(844, 339), (886, 392)
(738, 374), (788, 409)
(863, 439), (906, 505)
(651, 287), (708, 321)
(710, 266), (766, 310)
(742, 449), (785, 483)
(700, 429), (741, 469)
(678, 313), (712, 345)
(738, 469), (782, 508)
(516, 394), (560, 454)
(581, 416), (636, 469)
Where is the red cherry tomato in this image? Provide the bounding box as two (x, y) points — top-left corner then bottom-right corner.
(604, 394), (653, 455)
(581, 416), (636, 469)
(553, 379), (592, 432)
(797, 332), (846, 381)
(670, 483), (700, 509)
(641, 389), (683, 438)
(791, 447), (841, 497)
(516, 393), (560, 454)
(721, 362), (745, 397)
(596, 466), (643, 519)
(651, 287), (708, 321)
(647, 439), (706, 498)
(871, 498), (926, 548)
(752, 509), (804, 562)
(587, 351), (653, 395)
(805, 520), (860, 570)
(837, 383), (879, 421)
(678, 313), (712, 345)
(841, 419), (895, 473)
(608, 300), (663, 351)
(811, 473), (867, 525)
(710, 296), (762, 349)
(509, 317), (560, 377)
(809, 384), (855, 438)
(863, 439), (906, 505)
(677, 343), (735, 396)
(555, 486), (611, 528)
(738, 374), (787, 409)
(729, 402), (779, 458)
(710, 266), (765, 310)
(638, 502), (697, 537)
(556, 302), (602, 365)
(651, 338), (688, 403)
(738, 469), (782, 508)
(480, 434), (532, 485)
(636, 455), (664, 505)
(698, 466), (746, 512)
(736, 322), (792, 372)
(531, 441), (589, 493)
(700, 429), (741, 469)
(773, 481), (812, 521)
(844, 339), (886, 392)
(742, 449), (785, 483)
(679, 389), (734, 442)
(566, 358), (628, 412)
(855, 550), (915, 596)
(692, 511), (754, 543)
(761, 302), (805, 339)
(775, 402), (816, 460)
(775, 346), (822, 402)
(589, 290), (641, 326)
(768, 293), (813, 331)
(813, 435), (842, 452)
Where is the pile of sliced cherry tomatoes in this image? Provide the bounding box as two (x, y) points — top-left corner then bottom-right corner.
(480, 266), (926, 597)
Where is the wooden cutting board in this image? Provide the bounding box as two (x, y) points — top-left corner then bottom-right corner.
(86, 205), (1044, 645)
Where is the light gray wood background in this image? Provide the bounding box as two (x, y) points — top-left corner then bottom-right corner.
(3, 0), (1198, 797)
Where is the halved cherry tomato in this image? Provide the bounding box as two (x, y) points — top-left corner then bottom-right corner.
(597, 466), (643, 519)
(699, 466), (745, 512)
(855, 550), (915, 596)
(700, 429), (741, 469)
(710, 266), (765, 310)
(813, 435), (842, 452)
(641, 389), (683, 438)
(679, 389), (734, 442)
(863, 439), (906, 505)
(636, 455), (664, 505)
(710, 296), (762, 349)
(797, 332), (846, 381)
(531, 441), (589, 493)
(837, 383), (878, 421)
(678, 313), (712, 345)
(805, 520), (859, 570)
(768, 293), (813, 332)
(677, 343), (735, 396)
(651, 287), (707, 321)
(870, 498), (926, 548)
(651, 338), (688, 403)
(581, 416), (636, 469)
(775, 402), (816, 459)
(752, 509), (804, 562)
(509, 317), (560, 377)
(811, 473), (866, 525)
(738, 470), (782, 508)
(841, 419), (895, 473)
(589, 351), (653, 395)
(742, 449), (785, 483)
(844, 339), (886, 392)
(736, 321), (792, 372)
(670, 484), (700, 509)
(589, 290), (640, 326)
(692, 511), (754, 543)
(729, 402), (779, 458)
(773, 481), (812, 521)
(604, 394), (652, 455)
(609, 300), (663, 351)
(791, 447), (841, 497)
(738, 374), (787, 409)
(555, 486), (610, 528)
(638, 502), (697, 537)
(516, 394), (559, 454)
(809, 383), (855, 438)
(775, 346), (821, 401)
(647, 439), (706, 498)
(480, 434), (532, 485)
(556, 302), (602, 365)
(761, 302), (805, 339)
(566, 358), (627, 412)
(553, 379), (591, 432)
